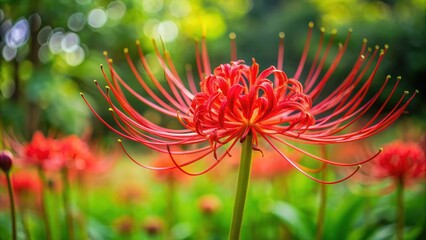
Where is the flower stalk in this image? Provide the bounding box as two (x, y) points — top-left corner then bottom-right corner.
(6, 171), (17, 240)
(316, 166), (327, 240)
(229, 133), (254, 239)
(1, 150), (16, 240)
(396, 177), (404, 240)
(38, 167), (52, 240)
(316, 146), (329, 240)
(62, 168), (75, 240)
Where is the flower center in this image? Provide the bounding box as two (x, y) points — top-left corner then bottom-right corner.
(184, 59), (315, 143)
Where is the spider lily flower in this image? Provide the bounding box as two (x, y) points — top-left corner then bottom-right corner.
(370, 141), (425, 184)
(81, 22), (417, 183)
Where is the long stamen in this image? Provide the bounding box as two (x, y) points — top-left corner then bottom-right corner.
(294, 21), (314, 80)
(277, 32), (285, 71)
(229, 32), (237, 62)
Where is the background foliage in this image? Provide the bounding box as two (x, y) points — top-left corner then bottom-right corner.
(0, 0), (425, 239)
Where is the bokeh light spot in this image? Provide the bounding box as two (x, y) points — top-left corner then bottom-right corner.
(28, 13), (42, 32)
(61, 32), (80, 53)
(64, 45), (85, 66)
(143, 18), (160, 38)
(0, 77), (15, 99)
(107, 1), (127, 20)
(143, 0), (163, 13)
(88, 8), (107, 28)
(169, 0), (191, 18)
(37, 26), (52, 45)
(76, 0), (91, 5)
(5, 18), (30, 48)
(2, 45), (17, 61)
(48, 31), (65, 54)
(157, 20), (179, 42)
(38, 43), (53, 63)
(68, 12), (86, 32)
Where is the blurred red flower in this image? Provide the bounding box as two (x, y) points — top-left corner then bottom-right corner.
(371, 141), (425, 183)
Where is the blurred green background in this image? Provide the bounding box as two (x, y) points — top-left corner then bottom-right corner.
(0, 1), (425, 239)
(1, 0), (425, 138)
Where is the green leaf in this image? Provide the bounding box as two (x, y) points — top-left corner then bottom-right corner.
(270, 201), (315, 240)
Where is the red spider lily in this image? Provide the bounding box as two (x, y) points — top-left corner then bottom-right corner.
(81, 22), (417, 183)
(8, 131), (115, 175)
(370, 141), (425, 183)
(19, 131), (64, 170)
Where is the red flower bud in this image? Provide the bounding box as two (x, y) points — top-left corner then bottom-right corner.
(0, 150), (13, 173)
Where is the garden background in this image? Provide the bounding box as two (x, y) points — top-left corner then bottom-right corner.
(1, 0), (425, 239)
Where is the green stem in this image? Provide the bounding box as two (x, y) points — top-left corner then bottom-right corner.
(316, 146), (328, 240)
(62, 168), (75, 240)
(396, 177), (404, 240)
(167, 176), (176, 239)
(229, 134), (253, 240)
(6, 172), (17, 240)
(38, 167), (52, 240)
(316, 166), (327, 240)
(21, 210), (32, 240)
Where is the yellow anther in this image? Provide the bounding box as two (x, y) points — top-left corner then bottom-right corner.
(229, 32), (236, 39)
(279, 32), (285, 39)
